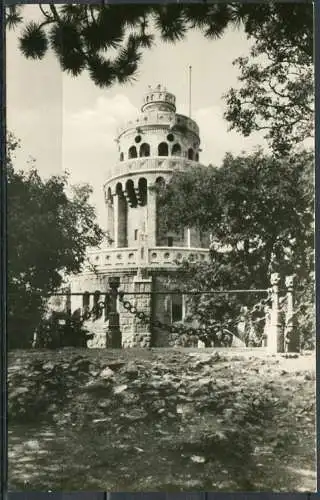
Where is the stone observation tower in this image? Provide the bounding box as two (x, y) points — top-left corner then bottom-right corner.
(70, 84), (210, 347)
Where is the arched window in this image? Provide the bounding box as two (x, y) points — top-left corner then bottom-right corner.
(156, 176), (165, 186)
(188, 148), (194, 160)
(115, 182), (123, 195)
(120, 152), (124, 161)
(172, 143), (181, 156)
(158, 142), (168, 156)
(140, 143), (150, 157)
(138, 177), (148, 205)
(128, 146), (137, 159)
(82, 291), (90, 312)
(125, 179), (137, 207)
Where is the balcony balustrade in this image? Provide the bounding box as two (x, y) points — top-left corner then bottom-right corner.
(105, 157), (204, 184)
(84, 246), (210, 272)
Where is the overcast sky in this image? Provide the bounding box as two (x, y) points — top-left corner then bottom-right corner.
(7, 5), (267, 228)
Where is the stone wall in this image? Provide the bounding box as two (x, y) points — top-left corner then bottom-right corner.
(127, 204), (147, 247)
(151, 274), (174, 347)
(67, 269), (190, 348)
(118, 274), (137, 347)
(131, 275), (153, 347)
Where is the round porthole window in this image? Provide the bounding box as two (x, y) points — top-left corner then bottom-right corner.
(167, 133), (174, 142)
(135, 135), (142, 143)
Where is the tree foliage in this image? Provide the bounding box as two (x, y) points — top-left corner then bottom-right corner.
(157, 150), (314, 346)
(7, 134), (106, 348)
(6, 3), (312, 90)
(7, 3), (313, 154)
(223, 3), (313, 154)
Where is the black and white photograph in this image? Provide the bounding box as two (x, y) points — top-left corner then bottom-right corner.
(6, 2), (316, 492)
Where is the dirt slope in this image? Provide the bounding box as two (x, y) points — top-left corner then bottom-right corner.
(8, 348), (316, 492)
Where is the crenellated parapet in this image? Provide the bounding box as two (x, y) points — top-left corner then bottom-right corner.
(141, 84), (176, 113)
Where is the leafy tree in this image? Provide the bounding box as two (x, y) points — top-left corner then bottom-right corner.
(7, 134), (106, 348)
(7, 3), (313, 154)
(223, 3), (313, 155)
(156, 149), (314, 346)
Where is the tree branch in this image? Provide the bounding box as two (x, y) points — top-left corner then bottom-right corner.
(39, 4), (53, 21)
(49, 4), (61, 23)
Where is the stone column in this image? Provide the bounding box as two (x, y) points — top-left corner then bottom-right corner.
(267, 273), (282, 353)
(187, 228), (191, 248)
(284, 275), (299, 352)
(117, 193), (127, 247)
(107, 277), (122, 348)
(147, 185), (157, 247)
(107, 199), (114, 244)
(113, 194), (119, 248)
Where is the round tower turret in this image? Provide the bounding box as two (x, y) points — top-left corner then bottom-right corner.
(141, 84), (176, 113)
(99, 85), (209, 265)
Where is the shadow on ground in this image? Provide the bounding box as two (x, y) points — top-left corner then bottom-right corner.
(8, 348), (316, 492)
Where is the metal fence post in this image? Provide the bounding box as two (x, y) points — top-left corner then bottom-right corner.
(268, 272), (282, 353)
(284, 275), (299, 353)
(108, 277), (122, 348)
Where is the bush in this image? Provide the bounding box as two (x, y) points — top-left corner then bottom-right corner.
(34, 311), (90, 348)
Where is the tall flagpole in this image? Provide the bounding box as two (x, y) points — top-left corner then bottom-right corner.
(188, 65), (192, 118)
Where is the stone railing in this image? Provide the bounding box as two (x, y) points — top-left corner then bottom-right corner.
(86, 248), (140, 269)
(148, 247), (210, 266)
(84, 246), (210, 272)
(117, 113), (199, 137)
(105, 157), (204, 184)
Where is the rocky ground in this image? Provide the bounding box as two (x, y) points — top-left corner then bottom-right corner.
(8, 348), (316, 492)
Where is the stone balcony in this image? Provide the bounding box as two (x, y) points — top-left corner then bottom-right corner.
(84, 246), (210, 273)
(105, 157), (205, 185)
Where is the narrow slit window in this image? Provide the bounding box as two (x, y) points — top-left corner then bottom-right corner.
(172, 294), (183, 322)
